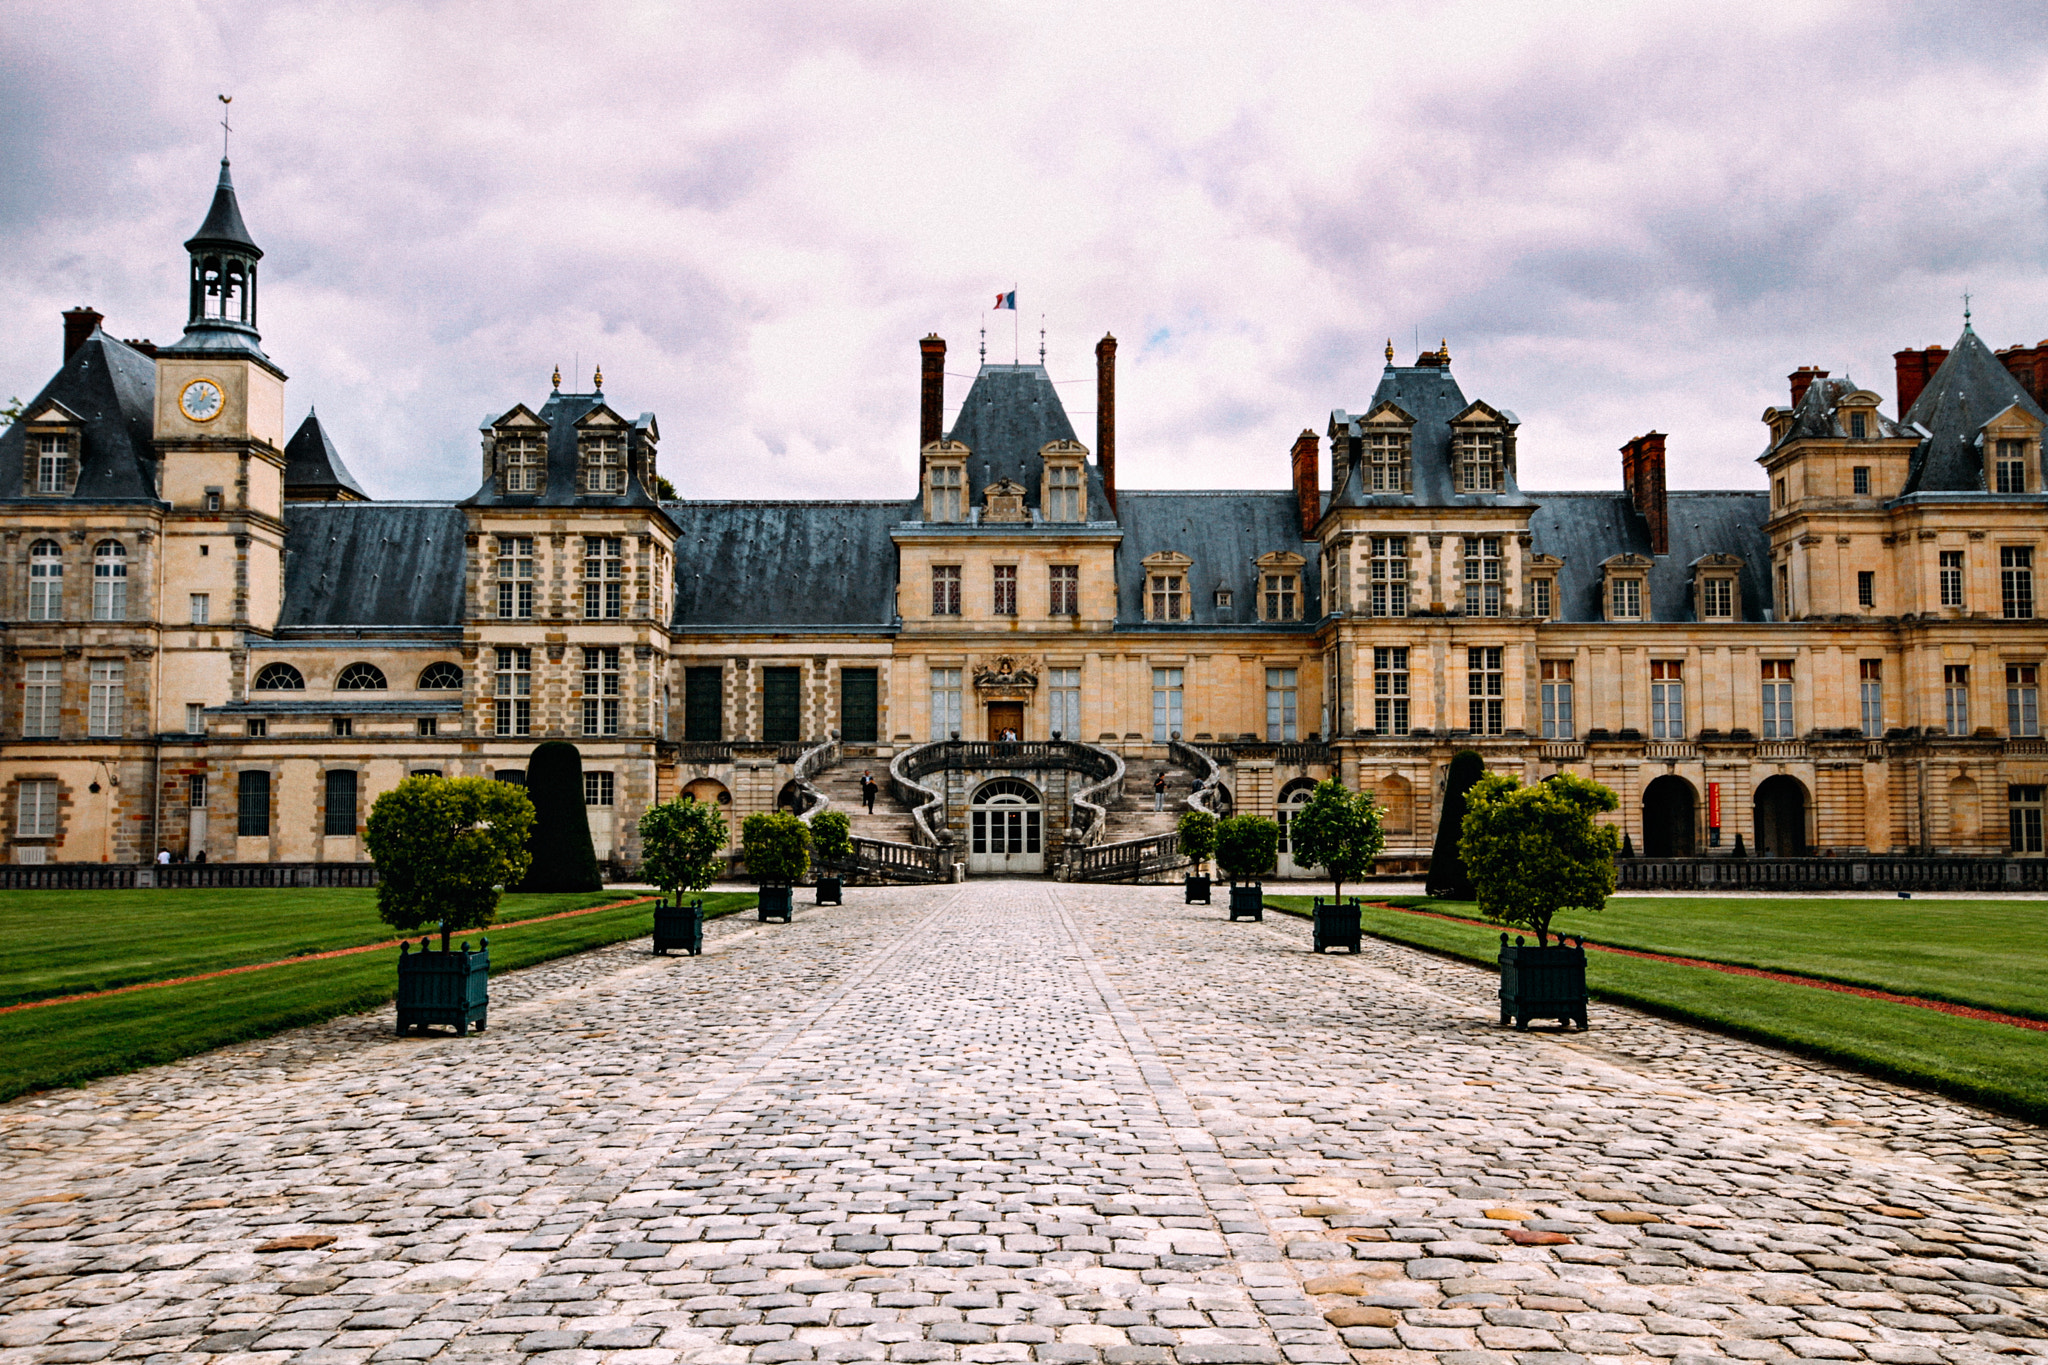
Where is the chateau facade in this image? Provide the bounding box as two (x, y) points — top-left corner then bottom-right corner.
(7, 158), (2048, 874)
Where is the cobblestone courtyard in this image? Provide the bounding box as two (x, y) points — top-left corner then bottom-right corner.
(2, 884), (2045, 1365)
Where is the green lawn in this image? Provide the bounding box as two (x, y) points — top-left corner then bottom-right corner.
(0, 890), (756, 1103)
(1268, 894), (2048, 1123)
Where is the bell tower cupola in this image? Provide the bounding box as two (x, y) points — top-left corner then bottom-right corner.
(173, 158), (267, 358)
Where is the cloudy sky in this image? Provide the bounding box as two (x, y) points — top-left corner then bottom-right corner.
(5, 0), (2048, 502)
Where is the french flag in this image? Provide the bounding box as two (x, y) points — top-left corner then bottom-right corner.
(993, 290), (1016, 310)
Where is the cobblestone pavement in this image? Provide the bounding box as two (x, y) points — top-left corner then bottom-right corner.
(1, 884), (2043, 1365)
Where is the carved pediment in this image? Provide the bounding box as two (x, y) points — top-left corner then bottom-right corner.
(973, 654), (1041, 692)
(983, 478), (1028, 523)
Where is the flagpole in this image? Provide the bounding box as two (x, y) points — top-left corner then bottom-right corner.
(1013, 285), (1020, 364)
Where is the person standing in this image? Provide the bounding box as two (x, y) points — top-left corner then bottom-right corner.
(1153, 772), (1167, 812)
(861, 772), (878, 814)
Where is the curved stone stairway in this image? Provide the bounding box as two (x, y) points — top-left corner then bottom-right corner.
(808, 761), (919, 843)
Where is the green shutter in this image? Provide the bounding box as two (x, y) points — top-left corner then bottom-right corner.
(841, 668), (878, 743)
(685, 667), (723, 742)
(763, 667), (801, 742)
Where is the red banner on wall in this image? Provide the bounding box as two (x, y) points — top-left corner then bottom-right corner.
(1707, 781), (1722, 828)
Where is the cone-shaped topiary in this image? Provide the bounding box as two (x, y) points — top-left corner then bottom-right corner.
(1426, 749), (1485, 899)
(520, 741), (603, 892)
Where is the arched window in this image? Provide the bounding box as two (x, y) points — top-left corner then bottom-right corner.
(416, 661), (464, 690)
(27, 540), (62, 621)
(253, 662), (306, 691)
(335, 662), (388, 691)
(92, 540), (127, 621)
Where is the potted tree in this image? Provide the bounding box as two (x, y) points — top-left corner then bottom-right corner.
(1215, 814), (1280, 920)
(366, 775), (534, 1036)
(810, 808), (852, 904)
(520, 740), (603, 892)
(1426, 749), (1485, 899)
(1287, 779), (1385, 954)
(1461, 771), (1619, 1031)
(1177, 808), (1217, 904)
(639, 796), (729, 955)
(743, 810), (810, 922)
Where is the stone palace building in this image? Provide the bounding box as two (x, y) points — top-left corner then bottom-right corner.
(6, 156), (2048, 877)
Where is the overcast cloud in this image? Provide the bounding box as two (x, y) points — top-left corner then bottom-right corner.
(6, 0), (2048, 503)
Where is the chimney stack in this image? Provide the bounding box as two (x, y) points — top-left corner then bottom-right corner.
(1620, 431), (1670, 556)
(1095, 333), (1118, 515)
(1788, 365), (1828, 408)
(919, 334), (946, 447)
(1893, 346), (1945, 418)
(63, 307), (103, 363)
(1290, 430), (1320, 536)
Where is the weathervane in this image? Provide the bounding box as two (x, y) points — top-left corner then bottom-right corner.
(217, 94), (233, 157)
(1963, 291), (1973, 327)
(1039, 316), (1046, 364)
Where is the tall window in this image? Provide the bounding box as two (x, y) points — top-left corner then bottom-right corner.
(91, 540), (127, 621)
(1531, 576), (1552, 620)
(88, 660), (124, 736)
(2002, 547), (2034, 619)
(1610, 576), (1642, 620)
(582, 432), (625, 493)
(495, 647), (532, 736)
(993, 564), (1017, 616)
(1777, 564), (1790, 617)
(1761, 660), (1794, 739)
(497, 537), (535, 619)
(684, 666), (723, 742)
(1049, 564), (1079, 616)
(1369, 537), (1407, 617)
(931, 564), (961, 616)
(1263, 573), (1298, 622)
(1046, 464), (1083, 521)
(1373, 647), (1409, 736)
(1650, 661), (1684, 740)
(1701, 576), (1733, 620)
(1049, 667), (1080, 739)
(1458, 429), (1498, 491)
(1149, 573), (1185, 622)
(1850, 412), (1869, 440)
(1539, 660), (1573, 740)
(16, 778), (57, 838)
(36, 433), (69, 494)
(1368, 430), (1409, 492)
(929, 668), (962, 739)
(1265, 668), (1298, 742)
(1859, 659), (1884, 738)
(1940, 551), (1965, 608)
(1152, 668), (1184, 741)
(190, 593), (210, 625)
(929, 464), (963, 521)
(584, 771), (615, 806)
(1463, 537), (1501, 617)
(23, 661), (59, 738)
(237, 770), (270, 837)
(323, 770), (357, 837)
(1996, 439), (2028, 493)
(2011, 785), (2044, 855)
(2008, 664), (2039, 738)
(1857, 571), (1875, 609)
(1945, 664), (1970, 734)
(500, 433), (544, 493)
(27, 540), (61, 620)
(582, 647), (621, 736)
(583, 537), (624, 619)
(1852, 465), (1870, 494)
(1466, 647), (1503, 735)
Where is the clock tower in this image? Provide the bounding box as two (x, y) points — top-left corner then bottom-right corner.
(154, 157), (288, 636)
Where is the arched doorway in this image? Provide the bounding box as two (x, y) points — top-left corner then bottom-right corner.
(1276, 781), (1315, 878)
(1642, 775), (1697, 857)
(1753, 775), (1808, 857)
(968, 778), (1043, 874)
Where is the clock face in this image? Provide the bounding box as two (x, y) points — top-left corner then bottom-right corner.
(179, 379), (225, 423)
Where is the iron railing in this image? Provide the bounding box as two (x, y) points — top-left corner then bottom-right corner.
(1619, 856), (2048, 890)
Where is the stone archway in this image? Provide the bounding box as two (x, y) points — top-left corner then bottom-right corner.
(1275, 780), (1316, 879)
(968, 777), (1043, 875)
(1641, 775), (1697, 858)
(1753, 774), (1809, 858)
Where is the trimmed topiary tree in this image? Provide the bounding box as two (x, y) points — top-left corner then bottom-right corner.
(1426, 749), (1485, 899)
(810, 809), (853, 868)
(742, 810), (812, 885)
(1287, 779), (1386, 903)
(1214, 814), (1280, 885)
(1460, 771), (1620, 944)
(638, 796), (729, 901)
(1177, 808), (1218, 876)
(521, 741), (602, 892)
(367, 775), (535, 951)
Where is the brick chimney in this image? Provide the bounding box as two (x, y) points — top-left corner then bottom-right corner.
(1620, 431), (1669, 556)
(1997, 341), (2048, 408)
(1894, 345), (1946, 418)
(919, 334), (946, 447)
(63, 306), (103, 363)
(1290, 430), (1320, 536)
(1095, 333), (1118, 515)
(1787, 366), (1828, 408)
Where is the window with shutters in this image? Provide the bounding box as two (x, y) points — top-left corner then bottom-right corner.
(494, 647), (532, 735)
(1369, 537), (1407, 617)
(1761, 660), (1794, 739)
(92, 540), (127, 621)
(762, 667), (801, 742)
(584, 537), (624, 618)
(27, 540), (61, 620)
(88, 660), (123, 736)
(22, 661), (59, 738)
(1463, 537), (1502, 617)
(238, 770), (270, 837)
(16, 778), (57, 838)
(1467, 647), (1504, 735)
(1650, 660), (1684, 740)
(324, 770), (357, 837)
(1049, 564), (1079, 616)
(1373, 647), (1409, 735)
(1540, 660), (1573, 740)
(684, 666), (723, 741)
(582, 647), (621, 736)
(931, 565), (961, 616)
(497, 536), (535, 618)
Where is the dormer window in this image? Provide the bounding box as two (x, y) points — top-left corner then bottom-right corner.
(35, 434), (69, 494)
(1458, 430), (1498, 491)
(1850, 411), (1868, 439)
(1702, 577), (1734, 619)
(1368, 429), (1409, 492)
(500, 433), (544, 493)
(580, 431), (625, 493)
(1602, 553), (1652, 622)
(21, 403), (82, 497)
(1257, 551), (1305, 622)
(1525, 553), (1564, 622)
(928, 463), (963, 521)
(1997, 439), (2029, 493)
(1040, 440), (1088, 521)
(1143, 551), (1191, 622)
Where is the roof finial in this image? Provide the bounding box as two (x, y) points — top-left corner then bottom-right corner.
(551, 364), (561, 391)
(593, 363), (603, 391)
(1039, 316), (1046, 364)
(1385, 337), (1394, 365)
(1439, 337), (1450, 363)
(1963, 291), (1974, 332)
(217, 94), (232, 160)
(979, 324), (986, 363)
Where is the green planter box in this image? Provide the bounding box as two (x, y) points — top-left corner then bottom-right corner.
(653, 898), (703, 956)
(758, 885), (794, 922)
(1312, 898), (1362, 953)
(1228, 883), (1263, 920)
(815, 876), (843, 906)
(1184, 874), (1211, 905)
(1498, 934), (1589, 1030)
(395, 939), (489, 1035)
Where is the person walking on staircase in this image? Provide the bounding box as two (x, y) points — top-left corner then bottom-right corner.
(862, 772), (878, 814)
(1153, 772), (1167, 812)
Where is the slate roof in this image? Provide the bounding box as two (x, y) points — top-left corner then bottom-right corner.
(1328, 358), (1535, 511)
(942, 364), (1111, 519)
(279, 503), (469, 628)
(463, 389), (667, 513)
(0, 330), (160, 503)
(1764, 373), (1906, 449)
(668, 500), (902, 629)
(283, 410), (369, 499)
(1528, 490), (1772, 623)
(1900, 327), (2048, 494)
(185, 158), (261, 255)
(1113, 491), (1321, 628)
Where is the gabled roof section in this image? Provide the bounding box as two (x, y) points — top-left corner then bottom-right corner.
(462, 388), (666, 514)
(280, 503), (469, 627)
(0, 330), (159, 503)
(942, 363), (1111, 520)
(668, 501), (902, 629)
(1901, 327), (2048, 493)
(283, 410), (368, 501)
(1113, 491), (1321, 628)
(1328, 356), (1534, 509)
(1767, 373), (1906, 451)
(1528, 490), (1770, 622)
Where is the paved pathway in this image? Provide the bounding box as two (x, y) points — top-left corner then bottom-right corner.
(1, 884), (2043, 1365)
